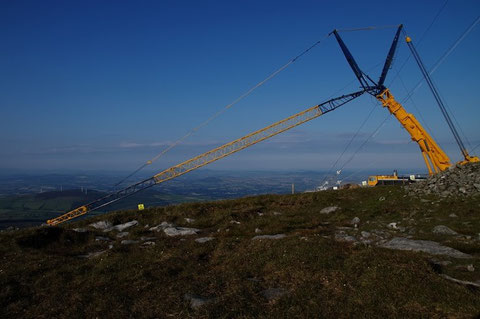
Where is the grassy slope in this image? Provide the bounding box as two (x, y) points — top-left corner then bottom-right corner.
(1, 186), (479, 318)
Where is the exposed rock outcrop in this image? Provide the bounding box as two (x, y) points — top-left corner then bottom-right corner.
(405, 162), (480, 197)
(378, 237), (471, 259)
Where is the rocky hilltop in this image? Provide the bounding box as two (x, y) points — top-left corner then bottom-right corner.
(406, 162), (480, 197)
(1, 183), (479, 318)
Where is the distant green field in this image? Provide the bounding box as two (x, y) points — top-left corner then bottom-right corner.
(0, 189), (213, 229)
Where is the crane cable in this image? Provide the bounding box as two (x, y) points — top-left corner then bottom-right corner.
(320, 99), (377, 186)
(402, 14), (480, 104)
(114, 33), (331, 188)
(387, 0), (449, 87)
(334, 25), (400, 33)
(401, 15), (480, 153)
(337, 99), (391, 173)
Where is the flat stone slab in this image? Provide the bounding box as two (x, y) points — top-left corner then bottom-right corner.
(378, 237), (471, 258)
(141, 241), (155, 247)
(252, 234), (286, 240)
(90, 221), (113, 230)
(195, 237), (214, 243)
(334, 231), (357, 243)
(105, 220), (138, 232)
(121, 240), (139, 245)
(320, 206), (338, 214)
(149, 222), (174, 232)
(432, 225), (458, 235)
(140, 236), (156, 241)
(440, 274), (480, 288)
(116, 232), (129, 238)
(78, 250), (106, 258)
(164, 227), (199, 237)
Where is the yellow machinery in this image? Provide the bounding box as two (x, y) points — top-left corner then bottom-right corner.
(366, 170), (414, 187)
(376, 89), (452, 174)
(46, 24), (479, 225)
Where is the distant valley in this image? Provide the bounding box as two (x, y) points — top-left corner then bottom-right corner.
(0, 170), (368, 229)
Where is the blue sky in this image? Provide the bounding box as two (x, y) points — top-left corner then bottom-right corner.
(1, 0), (479, 175)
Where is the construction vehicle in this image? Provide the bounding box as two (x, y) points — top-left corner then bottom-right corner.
(367, 170), (405, 186)
(46, 24), (478, 225)
(365, 170), (427, 186)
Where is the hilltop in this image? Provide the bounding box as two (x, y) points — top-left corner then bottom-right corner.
(1, 183), (479, 318)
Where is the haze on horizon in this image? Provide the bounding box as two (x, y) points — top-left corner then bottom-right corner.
(1, 0), (480, 175)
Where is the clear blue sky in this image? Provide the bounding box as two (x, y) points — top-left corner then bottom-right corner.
(1, 0), (479, 174)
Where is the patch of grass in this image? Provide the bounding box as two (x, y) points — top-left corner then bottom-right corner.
(1, 186), (479, 318)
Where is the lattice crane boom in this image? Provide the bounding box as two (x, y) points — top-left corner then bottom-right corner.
(46, 90), (365, 226)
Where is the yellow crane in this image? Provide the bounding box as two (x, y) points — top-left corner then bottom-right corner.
(47, 24), (478, 224)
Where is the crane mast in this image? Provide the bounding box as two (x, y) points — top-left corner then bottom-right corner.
(332, 24), (477, 175)
(376, 88), (451, 174)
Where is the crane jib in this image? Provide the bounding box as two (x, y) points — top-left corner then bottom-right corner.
(46, 90), (365, 226)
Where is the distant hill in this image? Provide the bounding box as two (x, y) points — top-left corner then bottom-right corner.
(0, 190), (106, 229)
